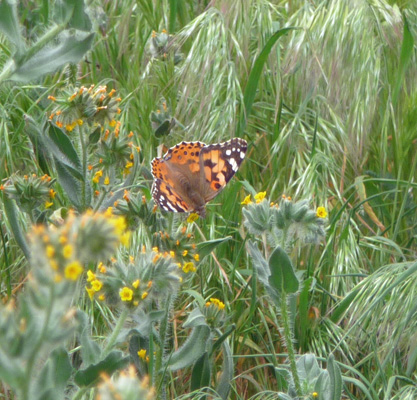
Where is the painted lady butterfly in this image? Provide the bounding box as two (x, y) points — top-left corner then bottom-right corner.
(151, 138), (247, 218)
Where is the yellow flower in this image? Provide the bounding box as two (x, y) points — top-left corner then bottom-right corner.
(104, 176), (110, 185)
(209, 298), (225, 310)
(49, 189), (56, 199)
(312, 393), (318, 398)
(87, 270), (96, 282)
(169, 251), (175, 258)
(46, 245), (55, 258)
(86, 286), (95, 300)
(187, 213), (199, 223)
(141, 292), (148, 300)
(182, 250), (188, 257)
(98, 294), (105, 301)
(316, 207), (327, 218)
(194, 253), (200, 262)
(91, 279), (103, 292)
(241, 194), (252, 205)
(254, 191), (267, 204)
(120, 231), (131, 247)
(137, 349), (147, 360)
(182, 262), (196, 274)
(62, 244), (73, 259)
(132, 279), (140, 289)
(45, 201), (53, 208)
(64, 261), (83, 281)
(119, 287), (133, 302)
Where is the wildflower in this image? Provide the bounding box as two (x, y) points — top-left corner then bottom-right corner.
(86, 286), (95, 300)
(194, 253), (200, 262)
(241, 194), (252, 205)
(119, 287), (133, 302)
(182, 262), (196, 274)
(182, 250), (188, 257)
(312, 393), (318, 398)
(138, 349), (147, 360)
(187, 213), (199, 223)
(98, 263), (107, 274)
(87, 270), (96, 282)
(132, 279), (140, 289)
(147, 281), (152, 288)
(316, 206), (327, 218)
(104, 176), (110, 185)
(254, 191), (267, 204)
(208, 298), (225, 310)
(49, 189), (56, 199)
(141, 292), (148, 300)
(91, 279), (103, 292)
(46, 245), (55, 258)
(63, 244), (73, 259)
(45, 201), (53, 208)
(48, 95), (56, 101)
(123, 190), (130, 201)
(98, 294), (105, 301)
(64, 261), (83, 281)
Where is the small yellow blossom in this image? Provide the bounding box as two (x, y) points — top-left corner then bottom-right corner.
(209, 298), (225, 310)
(86, 286), (95, 300)
(241, 194), (252, 205)
(87, 270), (96, 282)
(109, 119), (116, 127)
(98, 294), (105, 301)
(104, 176), (110, 185)
(119, 287), (133, 302)
(187, 213), (199, 223)
(62, 244), (73, 259)
(182, 250), (188, 257)
(312, 393), (318, 398)
(49, 189), (56, 199)
(91, 279), (103, 292)
(46, 245), (55, 258)
(316, 207), (327, 219)
(182, 262), (196, 274)
(138, 349), (147, 360)
(59, 235), (67, 244)
(98, 263), (107, 274)
(45, 201), (53, 208)
(194, 253), (200, 262)
(147, 281), (152, 288)
(141, 292), (148, 300)
(169, 251), (175, 258)
(132, 279), (140, 289)
(120, 231), (131, 247)
(254, 191), (267, 204)
(64, 261), (83, 281)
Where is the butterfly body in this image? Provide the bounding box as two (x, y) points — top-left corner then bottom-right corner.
(151, 138), (247, 217)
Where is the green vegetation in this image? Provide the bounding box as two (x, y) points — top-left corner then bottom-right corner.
(0, 0), (416, 399)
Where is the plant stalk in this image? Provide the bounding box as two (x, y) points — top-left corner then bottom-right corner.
(280, 289), (302, 397)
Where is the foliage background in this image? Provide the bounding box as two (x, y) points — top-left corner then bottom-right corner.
(1, 0), (417, 399)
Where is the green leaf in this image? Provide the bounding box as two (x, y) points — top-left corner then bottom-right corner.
(327, 354), (342, 400)
(216, 341), (234, 400)
(0, 347), (25, 390)
(183, 308), (208, 329)
(247, 241), (269, 286)
(47, 123), (82, 177)
(33, 347), (72, 400)
(167, 325), (211, 371)
(74, 350), (129, 387)
(10, 32), (94, 82)
(393, 14), (414, 105)
(0, 0), (25, 55)
(237, 27), (296, 136)
(55, 161), (84, 210)
(63, 0), (92, 31)
(2, 194), (31, 260)
(190, 352), (211, 393)
(196, 236), (232, 260)
(268, 246), (299, 295)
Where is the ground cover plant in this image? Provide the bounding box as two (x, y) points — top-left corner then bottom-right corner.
(0, 0), (417, 399)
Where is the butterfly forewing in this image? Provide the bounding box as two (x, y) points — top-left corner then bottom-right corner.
(200, 138), (247, 202)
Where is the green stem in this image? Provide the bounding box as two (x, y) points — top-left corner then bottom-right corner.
(155, 294), (172, 400)
(280, 289), (302, 397)
(22, 285), (55, 400)
(102, 308), (128, 358)
(78, 126), (88, 210)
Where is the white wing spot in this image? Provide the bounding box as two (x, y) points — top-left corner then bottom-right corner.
(167, 202), (177, 212)
(163, 205), (169, 211)
(226, 149), (231, 156)
(160, 195), (165, 201)
(240, 151), (245, 159)
(229, 158), (238, 171)
(232, 147), (236, 151)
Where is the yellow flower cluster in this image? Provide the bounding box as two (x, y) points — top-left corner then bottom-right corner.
(205, 298), (225, 310)
(241, 191), (267, 205)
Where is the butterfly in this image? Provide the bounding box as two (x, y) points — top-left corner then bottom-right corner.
(151, 138), (247, 218)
